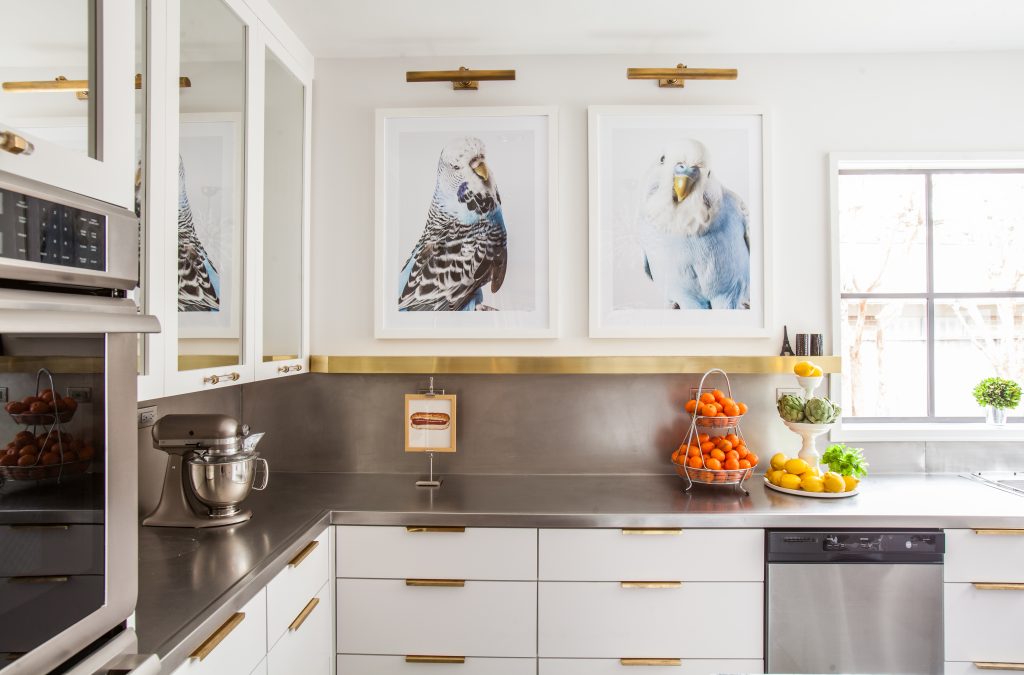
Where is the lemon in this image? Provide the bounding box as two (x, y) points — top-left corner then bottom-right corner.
(794, 361), (818, 377)
(779, 473), (802, 490)
(770, 452), (789, 471)
(784, 458), (810, 475)
(823, 472), (845, 493)
(801, 475), (825, 492)
(809, 366), (823, 377)
(766, 469), (786, 486)
(801, 466), (821, 478)
(843, 475), (861, 492)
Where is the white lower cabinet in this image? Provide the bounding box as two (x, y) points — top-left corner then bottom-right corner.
(337, 579), (536, 657)
(945, 662), (1024, 674)
(267, 529), (331, 650)
(337, 655), (536, 674)
(538, 581), (762, 659)
(539, 659), (764, 674)
(944, 582), (1024, 663)
(171, 588), (268, 675)
(267, 580), (332, 675)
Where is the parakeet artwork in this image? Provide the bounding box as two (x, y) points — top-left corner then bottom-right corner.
(397, 137), (508, 311)
(176, 156), (221, 312)
(636, 138), (751, 310)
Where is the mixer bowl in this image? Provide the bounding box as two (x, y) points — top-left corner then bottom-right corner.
(187, 452), (269, 515)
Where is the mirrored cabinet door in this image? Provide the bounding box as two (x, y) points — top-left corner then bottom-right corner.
(0, 0), (134, 208)
(172, 0), (250, 386)
(258, 42), (308, 378)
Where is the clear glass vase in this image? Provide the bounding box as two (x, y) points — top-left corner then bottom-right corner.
(986, 406), (1008, 426)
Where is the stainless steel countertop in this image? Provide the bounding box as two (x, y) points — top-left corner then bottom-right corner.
(136, 471), (1024, 671)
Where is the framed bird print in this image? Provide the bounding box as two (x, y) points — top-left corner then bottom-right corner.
(375, 107), (559, 338)
(588, 106), (773, 338)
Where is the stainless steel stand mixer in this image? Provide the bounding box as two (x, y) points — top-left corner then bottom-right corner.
(143, 414), (269, 528)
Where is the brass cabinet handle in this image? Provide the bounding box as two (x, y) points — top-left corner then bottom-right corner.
(405, 526), (465, 533)
(406, 579), (465, 588)
(288, 597), (319, 632)
(620, 658), (682, 666)
(203, 372), (241, 386)
(620, 581), (682, 589)
(0, 131), (34, 155)
(974, 529), (1024, 536)
(277, 364), (303, 374)
(9, 575), (68, 584)
(975, 664), (1024, 672)
(405, 655), (465, 664)
(288, 540), (319, 568)
(622, 528), (682, 535)
(973, 583), (1024, 591)
(190, 612), (245, 661)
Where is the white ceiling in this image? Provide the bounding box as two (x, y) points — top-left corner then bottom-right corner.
(267, 0), (1024, 59)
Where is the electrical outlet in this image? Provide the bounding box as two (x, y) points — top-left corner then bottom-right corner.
(0, 387), (7, 403)
(138, 405), (157, 429)
(776, 387), (803, 401)
(66, 387), (92, 403)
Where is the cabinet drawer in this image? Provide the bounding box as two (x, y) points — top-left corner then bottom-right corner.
(0, 574), (103, 652)
(945, 662), (1024, 674)
(268, 581), (331, 675)
(539, 581), (762, 659)
(337, 579), (536, 657)
(946, 529), (1024, 582)
(267, 527), (329, 649)
(172, 588), (267, 675)
(336, 526), (536, 580)
(539, 658), (764, 674)
(0, 524), (103, 576)
(945, 583), (1024, 663)
(338, 655), (537, 674)
(539, 528), (763, 581)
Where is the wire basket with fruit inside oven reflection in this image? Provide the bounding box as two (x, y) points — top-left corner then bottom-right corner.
(1, 368), (95, 485)
(670, 368), (759, 495)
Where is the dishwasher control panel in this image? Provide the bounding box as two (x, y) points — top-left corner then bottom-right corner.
(767, 530), (944, 563)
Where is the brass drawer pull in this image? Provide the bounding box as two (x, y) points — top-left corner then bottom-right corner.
(975, 664), (1024, 672)
(621, 581), (682, 589)
(9, 575), (68, 584)
(620, 658), (682, 666)
(277, 364), (303, 374)
(0, 131), (34, 155)
(974, 529), (1024, 536)
(288, 597), (319, 632)
(190, 612), (245, 661)
(405, 655), (465, 664)
(621, 528), (681, 535)
(203, 372), (240, 386)
(973, 583), (1024, 591)
(405, 526), (465, 533)
(406, 579), (466, 588)
(288, 540), (319, 568)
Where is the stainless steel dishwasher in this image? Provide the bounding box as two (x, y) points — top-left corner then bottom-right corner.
(766, 530), (944, 674)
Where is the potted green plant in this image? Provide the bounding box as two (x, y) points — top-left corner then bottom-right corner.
(972, 377), (1022, 426)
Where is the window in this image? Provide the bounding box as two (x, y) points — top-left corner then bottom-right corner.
(836, 160), (1024, 423)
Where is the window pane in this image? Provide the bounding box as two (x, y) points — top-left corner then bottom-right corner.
(932, 173), (1024, 293)
(841, 298), (928, 417)
(838, 174), (927, 293)
(934, 299), (1024, 417)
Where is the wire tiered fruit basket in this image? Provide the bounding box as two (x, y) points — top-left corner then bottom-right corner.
(671, 368), (756, 495)
(0, 368), (93, 486)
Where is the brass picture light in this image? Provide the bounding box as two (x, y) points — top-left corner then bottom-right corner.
(627, 63), (738, 88)
(406, 66), (515, 91)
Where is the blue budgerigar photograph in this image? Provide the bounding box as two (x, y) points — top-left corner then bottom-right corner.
(397, 136), (509, 312)
(176, 156), (222, 312)
(636, 138), (750, 311)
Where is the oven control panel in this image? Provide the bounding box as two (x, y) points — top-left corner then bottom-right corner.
(0, 187), (107, 271)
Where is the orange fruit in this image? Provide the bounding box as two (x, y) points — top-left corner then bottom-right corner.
(711, 389), (726, 402)
(684, 399), (698, 414)
(737, 402), (748, 414)
(725, 433), (740, 446)
(738, 459), (752, 469)
(697, 433), (710, 443)
(736, 446), (749, 459)
(687, 455), (703, 469)
(724, 458), (740, 471)
(671, 450), (681, 462)
(710, 449), (725, 462)
(718, 440), (733, 452)
(725, 450), (739, 462)
(700, 393), (716, 404)
(700, 441), (714, 452)
(745, 452), (759, 467)
(687, 446), (701, 458)
(705, 457), (722, 471)
(724, 404), (741, 417)
(720, 397), (736, 409)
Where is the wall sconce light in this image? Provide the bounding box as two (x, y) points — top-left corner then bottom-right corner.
(627, 63), (738, 88)
(2, 74), (192, 100)
(406, 66), (516, 91)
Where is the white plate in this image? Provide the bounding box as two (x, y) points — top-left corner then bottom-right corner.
(763, 477), (859, 498)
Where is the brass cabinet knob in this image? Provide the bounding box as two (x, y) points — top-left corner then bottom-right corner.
(0, 131), (34, 155)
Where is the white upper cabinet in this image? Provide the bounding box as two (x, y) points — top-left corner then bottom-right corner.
(0, 0), (135, 209)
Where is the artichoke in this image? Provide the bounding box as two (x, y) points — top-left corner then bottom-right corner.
(804, 397), (840, 424)
(777, 394), (806, 422)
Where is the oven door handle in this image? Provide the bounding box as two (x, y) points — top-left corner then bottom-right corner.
(0, 291), (161, 334)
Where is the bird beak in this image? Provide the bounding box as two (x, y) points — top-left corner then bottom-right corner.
(673, 175), (692, 203)
(473, 161), (489, 182)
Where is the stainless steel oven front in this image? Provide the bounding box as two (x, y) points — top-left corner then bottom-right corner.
(0, 171), (158, 674)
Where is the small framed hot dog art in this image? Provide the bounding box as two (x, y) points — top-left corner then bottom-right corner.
(404, 394), (457, 453)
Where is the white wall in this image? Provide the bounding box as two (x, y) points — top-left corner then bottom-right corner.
(310, 51), (1024, 356)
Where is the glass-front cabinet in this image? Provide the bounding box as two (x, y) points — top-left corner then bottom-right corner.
(0, 0), (134, 209)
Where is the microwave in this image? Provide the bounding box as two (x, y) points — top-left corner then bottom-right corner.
(0, 171), (158, 674)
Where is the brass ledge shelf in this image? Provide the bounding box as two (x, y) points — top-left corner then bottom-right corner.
(310, 355), (841, 375)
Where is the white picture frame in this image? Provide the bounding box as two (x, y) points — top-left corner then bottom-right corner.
(375, 106), (559, 339)
(588, 105), (773, 338)
(177, 112), (244, 340)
